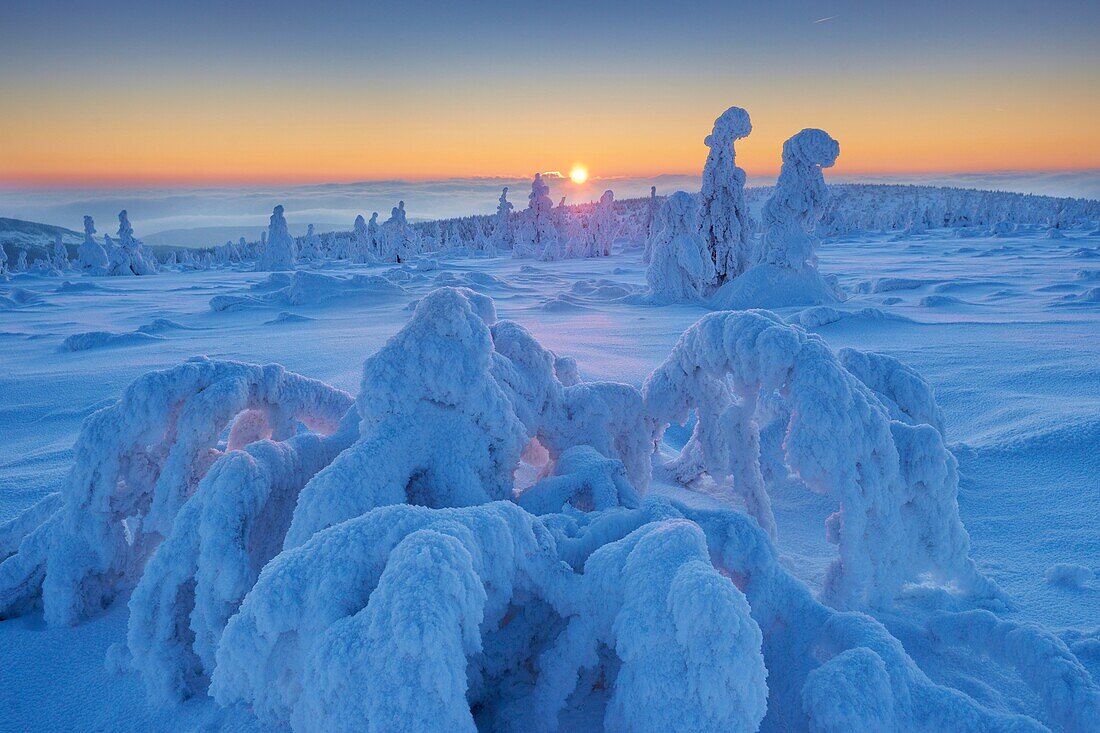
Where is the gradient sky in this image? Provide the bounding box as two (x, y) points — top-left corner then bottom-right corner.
(1, 0), (1098, 186)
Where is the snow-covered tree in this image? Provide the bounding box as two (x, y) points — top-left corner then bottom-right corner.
(351, 216), (369, 261)
(366, 213), (380, 258)
(642, 186), (659, 263)
(514, 173), (557, 259)
(645, 191), (714, 303)
(51, 235), (70, 271)
(379, 202), (417, 263)
(588, 189), (618, 257)
(103, 211), (154, 276)
(491, 186), (514, 251)
(6, 287), (1089, 732)
(699, 106), (753, 288)
(257, 205), (297, 271)
(15, 248), (28, 272)
(755, 129), (840, 270)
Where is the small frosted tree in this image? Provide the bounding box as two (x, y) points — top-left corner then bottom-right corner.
(367, 213), (380, 258)
(257, 205), (297, 271)
(642, 186), (659, 263)
(755, 129), (840, 270)
(16, 249), (28, 271)
(699, 106), (753, 288)
(51, 235), (70, 270)
(589, 189), (618, 257)
(491, 187), (514, 251)
(514, 173), (556, 259)
(353, 215), (370, 261)
(380, 202), (417, 263)
(646, 191), (715, 303)
(113, 210), (157, 275)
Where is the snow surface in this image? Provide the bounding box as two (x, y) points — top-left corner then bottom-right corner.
(1, 219), (1099, 732)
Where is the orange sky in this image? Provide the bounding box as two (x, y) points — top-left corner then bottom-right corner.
(3, 3), (1097, 187)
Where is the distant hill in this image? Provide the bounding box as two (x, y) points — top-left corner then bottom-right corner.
(0, 217), (85, 263)
(0, 216), (183, 264)
(142, 222), (348, 249)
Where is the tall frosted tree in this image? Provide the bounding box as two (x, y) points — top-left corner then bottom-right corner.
(514, 173), (556, 258)
(491, 187), (514, 251)
(755, 129), (840, 270)
(353, 215), (371, 261)
(52, 235), (70, 270)
(257, 205), (297, 271)
(699, 106), (753, 287)
(589, 189), (618, 257)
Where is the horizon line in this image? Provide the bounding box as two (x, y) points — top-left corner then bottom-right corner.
(2, 166), (1099, 192)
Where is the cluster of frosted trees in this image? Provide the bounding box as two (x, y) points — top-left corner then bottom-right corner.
(1, 212), (160, 276)
(508, 175), (622, 261)
(819, 184), (1100, 237)
(645, 106), (841, 306)
(3, 287), (1092, 732)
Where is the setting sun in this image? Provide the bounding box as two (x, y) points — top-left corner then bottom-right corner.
(569, 165), (588, 184)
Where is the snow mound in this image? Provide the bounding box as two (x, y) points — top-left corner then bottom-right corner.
(135, 318), (198, 335)
(0, 287), (45, 309)
(1051, 286), (1100, 307)
(54, 280), (104, 293)
(264, 311), (316, 325)
(708, 263), (841, 310)
(1046, 563), (1096, 589)
(61, 330), (165, 352)
(211, 272), (405, 310)
(919, 294), (971, 307)
(793, 306), (910, 329)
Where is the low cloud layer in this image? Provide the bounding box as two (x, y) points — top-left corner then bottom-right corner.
(1, 170), (1096, 248)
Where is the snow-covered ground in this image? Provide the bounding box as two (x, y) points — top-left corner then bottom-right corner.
(1, 226), (1098, 731)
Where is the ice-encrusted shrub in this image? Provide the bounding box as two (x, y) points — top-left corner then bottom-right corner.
(284, 288), (530, 544)
(643, 309), (997, 609)
(126, 408), (360, 701)
(837, 347), (946, 436)
(4, 288), (1079, 732)
(0, 358), (351, 625)
(645, 191), (716, 303)
(699, 105), (753, 288)
(213, 501), (769, 733)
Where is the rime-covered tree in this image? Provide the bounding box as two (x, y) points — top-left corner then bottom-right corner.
(699, 106), (753, 287)
(491, 186), (514, 251)
(514, 173), (557, 259)
(642, 185), (659, 263)
(755, 129), (840, 270)
(589, 189), (618, 257)
(353, 215), (371, 261)
(51, 235), (70, 271)
(646, 191), (714, 303)
(380, 202), (417, 263)
(257, 205), (297, 271)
